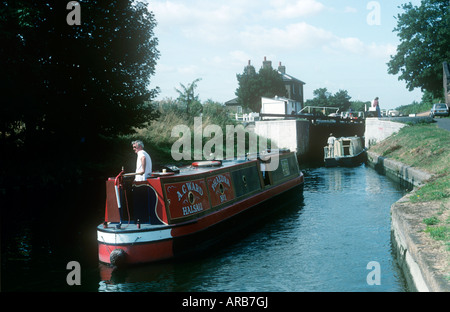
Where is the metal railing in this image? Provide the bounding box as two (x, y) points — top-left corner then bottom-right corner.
(298, 106), (340, 115)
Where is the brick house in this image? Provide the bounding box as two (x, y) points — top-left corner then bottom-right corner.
(226, 57), (306, 113)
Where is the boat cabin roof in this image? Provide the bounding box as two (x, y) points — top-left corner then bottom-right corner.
(150, 150), (290, 179)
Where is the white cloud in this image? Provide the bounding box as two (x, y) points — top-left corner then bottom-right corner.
(229, 50), (252, 65)
(148, 1), (420, 106)
(367, 43), (397, 59)
(150, 0), (327, 43)
(151, 1), (244, 42)
(150, 1), (191, 25)
(268, 0), (326, 19)
(333, 37), (366, 55)
(239, 22), (334, 50)
(239, 22), (396, 60)
(150, 0), (392, 58)
(329, 38), (397, 60)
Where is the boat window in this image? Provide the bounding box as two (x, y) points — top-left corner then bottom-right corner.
(343, 140), (351, 156)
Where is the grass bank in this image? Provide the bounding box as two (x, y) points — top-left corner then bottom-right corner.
(369, 123), (450, 252)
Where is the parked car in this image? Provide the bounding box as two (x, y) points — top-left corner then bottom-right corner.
(387, 109), (399, 117)
(430, 103), (449, 118)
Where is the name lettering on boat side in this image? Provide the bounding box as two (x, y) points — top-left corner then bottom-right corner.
(206, 173), (235, 207)
(210, 174), (231, 192)
(165, 179), (210, 219)
(177, 182), (203, 201)
(182, 202), (203, 216)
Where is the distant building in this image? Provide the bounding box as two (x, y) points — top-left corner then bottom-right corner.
(226, 57), (306, 113)
(274, 59), (305, 107)
(260, 96), (301, 119)
(261, 57), (306, 107)
(224, 97), (242, 114)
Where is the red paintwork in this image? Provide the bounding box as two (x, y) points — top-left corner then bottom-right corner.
(171, 175), (302, 238)
(98, 239), (173, 264)
(164, 178), (211, 220)
(98, 152), (304, 265)
(206, 172), (235, 207)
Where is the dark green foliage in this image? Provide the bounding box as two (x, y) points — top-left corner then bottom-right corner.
(0, 0), (160, 187)
(387, 0), (450, 97)
(235, 64), (286, 113)
(305, 88), (352, 112)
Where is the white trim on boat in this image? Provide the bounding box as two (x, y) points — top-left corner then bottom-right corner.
(98, 228), (173, 245)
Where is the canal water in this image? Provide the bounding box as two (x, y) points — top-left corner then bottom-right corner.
(1, 165), (409, 292)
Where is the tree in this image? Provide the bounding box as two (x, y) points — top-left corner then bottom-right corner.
(350, 100), (371, 112)
(0, 0), (160, 184)
(305, 88), (352, 111)
(175, 78), (202, 115)
(387, 0), (450, 98)
(235, 64), (260, 112)
(257, 66), (286, 101)
(236, 64), (286, 112)
(330, 90), (351, 111)
(307, 88), (331, 107)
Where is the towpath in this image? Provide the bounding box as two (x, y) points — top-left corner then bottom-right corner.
(417, 110), (450, 131)
(436, 118), (450, 132)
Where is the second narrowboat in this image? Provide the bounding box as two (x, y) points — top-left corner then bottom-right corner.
(324, 136), (366, 167)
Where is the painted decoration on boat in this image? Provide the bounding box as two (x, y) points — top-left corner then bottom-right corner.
(165, 179), (210, 220)
(206, 173), (235, 207)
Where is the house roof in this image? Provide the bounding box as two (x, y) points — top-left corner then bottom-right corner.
(225, 97), (240, 106)
(278, 70), (305, 85)
(261, 96), (300, 103)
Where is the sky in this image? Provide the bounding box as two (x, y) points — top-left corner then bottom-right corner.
(145, 0), (423, 110)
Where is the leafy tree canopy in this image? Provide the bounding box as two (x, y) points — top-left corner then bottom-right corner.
(0, 0), (160, 185)
(175, 78), (202, 115)
(235, 64), (286, 112)
(305, 88), (352, 112)
(387, 0), (449, 98)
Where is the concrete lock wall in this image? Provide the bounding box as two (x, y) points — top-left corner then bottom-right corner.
(254, 120), (310, 156)
(365, 118), (407, 148)
(254, 119), (364, 162)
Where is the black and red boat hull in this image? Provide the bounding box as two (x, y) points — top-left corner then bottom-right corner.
(97, 151), (304, 265)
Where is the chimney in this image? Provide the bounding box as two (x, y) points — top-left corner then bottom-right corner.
(245, 60), (253, 75)
(262, 56), (272, 69)
(278, 61), (286, 74)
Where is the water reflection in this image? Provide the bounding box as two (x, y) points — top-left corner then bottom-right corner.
(98, 263), (177, 292)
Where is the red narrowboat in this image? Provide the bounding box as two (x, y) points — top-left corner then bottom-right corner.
(97, 149), (304, 266)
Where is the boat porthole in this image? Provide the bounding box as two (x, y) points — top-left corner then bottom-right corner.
(242, 175), (247, 187)
(188, 191), (195, 205)
(219, 183), (224, 194)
